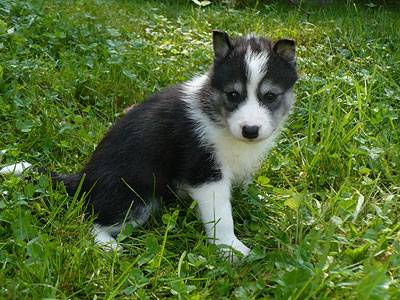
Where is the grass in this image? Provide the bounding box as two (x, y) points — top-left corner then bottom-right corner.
(0, 0), (399, 298)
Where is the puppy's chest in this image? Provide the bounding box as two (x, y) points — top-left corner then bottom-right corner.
(213, 137), (270, 182)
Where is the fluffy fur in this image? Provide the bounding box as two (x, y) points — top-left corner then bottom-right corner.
(0, 31), (298, 260)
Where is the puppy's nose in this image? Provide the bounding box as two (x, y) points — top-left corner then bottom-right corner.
(242, 125), (259, 139)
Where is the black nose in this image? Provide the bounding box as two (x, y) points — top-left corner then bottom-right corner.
(242, 125), (259, 139)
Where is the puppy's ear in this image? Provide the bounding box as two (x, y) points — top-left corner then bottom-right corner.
(273, 39), (296, 64)
(213, 30), (234, 59)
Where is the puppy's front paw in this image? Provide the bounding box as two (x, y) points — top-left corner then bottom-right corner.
(216, 238), (250, 262)
(231, 238), (250, 256)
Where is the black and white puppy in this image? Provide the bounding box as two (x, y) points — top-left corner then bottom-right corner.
(1, 31), (298, 259)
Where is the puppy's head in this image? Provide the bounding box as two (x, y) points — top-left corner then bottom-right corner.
(206, 30), (298, 142)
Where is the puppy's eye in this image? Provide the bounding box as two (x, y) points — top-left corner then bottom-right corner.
(226, 91), (241, 102)
(263, 92), (279, 102)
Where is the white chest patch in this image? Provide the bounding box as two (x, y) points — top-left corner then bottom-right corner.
(209, 128), (276, 183)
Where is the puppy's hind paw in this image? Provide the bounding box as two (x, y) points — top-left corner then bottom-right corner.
(92, 225), (123, 253)
(98, 239), (123, 253)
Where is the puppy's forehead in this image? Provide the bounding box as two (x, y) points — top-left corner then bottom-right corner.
(234, 38), (270, 92)
(233, 37), (270, 61)
(234, 35), (272, 52)
(233, 36), (297, 91)
(212, 36), (276, 91)
(245, 49), (269, 86)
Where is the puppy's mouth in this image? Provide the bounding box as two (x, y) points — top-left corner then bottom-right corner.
(229, 125), (277, 143)
(233, 133), (270, 143)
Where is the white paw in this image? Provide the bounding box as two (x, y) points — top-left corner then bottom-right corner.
(215, 238), (250, 262)
(98, 239), (123, 253)
(92, 225), (123, 253)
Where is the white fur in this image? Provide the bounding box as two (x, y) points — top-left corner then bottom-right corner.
(92, 224), (123, 252)
(227, 97), (273, 141)
(245, 48), (269, 92)
(187, 178), (250, 259)
(0, 162), (32, 176)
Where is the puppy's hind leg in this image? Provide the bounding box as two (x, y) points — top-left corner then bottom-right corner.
(92, 202), (156, 252)
(92, 224), (123, 252)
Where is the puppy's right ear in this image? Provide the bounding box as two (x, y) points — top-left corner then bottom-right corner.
(213, 30), (233, 59)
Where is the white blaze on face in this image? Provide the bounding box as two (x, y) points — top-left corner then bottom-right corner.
(227, 48), (274, 141)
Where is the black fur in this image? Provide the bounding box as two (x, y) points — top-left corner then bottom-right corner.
(46, 86), (221, 226)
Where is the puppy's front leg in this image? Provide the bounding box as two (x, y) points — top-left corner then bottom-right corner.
(188, 179), (250, 259)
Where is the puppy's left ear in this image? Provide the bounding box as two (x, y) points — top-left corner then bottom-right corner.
(273, 39), (296, 64)
(213, 30), (234, 59)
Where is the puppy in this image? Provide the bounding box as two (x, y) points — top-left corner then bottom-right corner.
(1, 31), (298, 260)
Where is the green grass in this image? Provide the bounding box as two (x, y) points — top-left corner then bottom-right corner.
(1, 0), (399, 298)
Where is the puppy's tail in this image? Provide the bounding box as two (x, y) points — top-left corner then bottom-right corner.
(0, 161), (82, 196)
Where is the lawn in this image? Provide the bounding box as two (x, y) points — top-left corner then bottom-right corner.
(0, 0), (399, 298)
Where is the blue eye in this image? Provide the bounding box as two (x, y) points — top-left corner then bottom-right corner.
(263, 92), (278, 102)
(226, 91), (241, 102)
